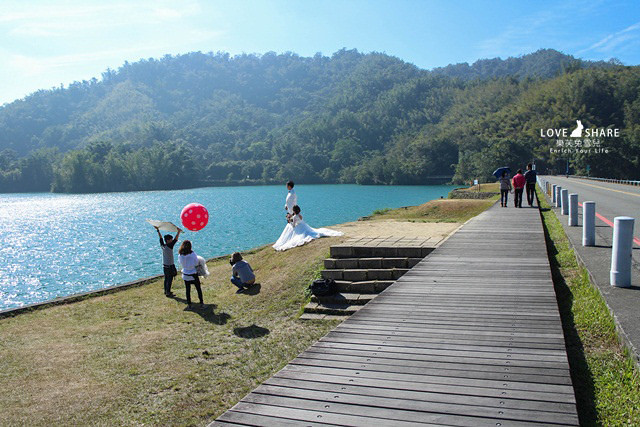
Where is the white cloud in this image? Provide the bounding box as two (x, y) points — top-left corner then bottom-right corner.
(578, 21), (640, 55)
(1, 0), (202, 38)
(473, 0), (605, 61)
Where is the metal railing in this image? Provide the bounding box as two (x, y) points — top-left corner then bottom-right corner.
(571, 176), (640, 186)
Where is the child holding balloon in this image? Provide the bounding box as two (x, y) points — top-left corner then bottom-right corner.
(178, 240), (204, 307)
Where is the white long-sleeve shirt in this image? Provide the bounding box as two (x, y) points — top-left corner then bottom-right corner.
(285, 189), (297, 214)
(179, 252), (199, 280)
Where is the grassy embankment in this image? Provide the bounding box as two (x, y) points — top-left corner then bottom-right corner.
(0, 192), (496, 426)
(370, 183), (498, 223)
(537, 187), (640, 425)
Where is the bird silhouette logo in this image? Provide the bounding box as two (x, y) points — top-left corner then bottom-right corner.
(570, 120), (583, 138)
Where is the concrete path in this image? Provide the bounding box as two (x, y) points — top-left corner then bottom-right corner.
(211, 203), (578, 426)
(540, 176), (640, 363)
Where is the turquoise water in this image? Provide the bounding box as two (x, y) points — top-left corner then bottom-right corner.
(0, 184), (456, 310)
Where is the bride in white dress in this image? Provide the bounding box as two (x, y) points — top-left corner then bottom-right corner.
(273, 205), (343, 251)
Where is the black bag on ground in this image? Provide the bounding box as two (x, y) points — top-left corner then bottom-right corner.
(310, 278), (336, 296)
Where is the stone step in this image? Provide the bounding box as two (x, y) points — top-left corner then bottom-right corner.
(299, 313), (351, 321)
(322, 268), (410, 281)
(324, 257), (423, 269)
(330, 245), (434, 259)
(303, 302), (362, 315)
(334, 280), (394, 293)
(311, 292), (377, 305)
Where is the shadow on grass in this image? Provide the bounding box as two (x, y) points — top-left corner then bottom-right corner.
(242, 283), (262, 296)
(171, 296), (231, 325)
(233, 324), (270, 339)
(539, 205), (598, 424)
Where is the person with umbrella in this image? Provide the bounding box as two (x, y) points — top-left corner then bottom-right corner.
(493, 167), (511, 207)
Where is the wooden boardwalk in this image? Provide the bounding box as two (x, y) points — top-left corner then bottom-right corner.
(212, 204), (579, 426)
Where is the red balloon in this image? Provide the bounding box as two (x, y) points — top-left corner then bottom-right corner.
(180, 203), (209, 231)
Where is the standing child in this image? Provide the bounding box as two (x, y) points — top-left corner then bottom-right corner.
(512, 169), (526, 208)
(178, 240), (204, 307)
(155, 226), (181, 297)
(499, 171), (512, 207)
(230, 252), (256, 294)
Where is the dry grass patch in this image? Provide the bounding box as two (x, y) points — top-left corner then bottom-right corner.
(456, 182), (500, 193)
(0, 235), (345, 426)
(368, 198), (496, 223)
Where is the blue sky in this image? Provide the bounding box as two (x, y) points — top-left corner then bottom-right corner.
(1, 0), (639, 105)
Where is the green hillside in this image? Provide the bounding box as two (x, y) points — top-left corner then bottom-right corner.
(0, 48), (636, 193)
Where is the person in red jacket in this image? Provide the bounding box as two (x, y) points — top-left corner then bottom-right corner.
(512, 169), (526, 208)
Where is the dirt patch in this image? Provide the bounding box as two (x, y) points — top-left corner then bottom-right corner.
(333, 219), (460, 242)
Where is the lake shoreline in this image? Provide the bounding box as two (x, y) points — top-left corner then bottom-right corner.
(1, 179), (455, 196)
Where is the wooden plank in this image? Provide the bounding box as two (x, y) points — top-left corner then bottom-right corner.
(321, 333), (570, 352)
(301, 347), (570, 377)
(279, 365), (576, 397)
(227, 402), (443, 426)
(288, 357), (572, 386)
(252, 384), (579, 425)
(312, 341), (570, 368)
(239, 393), (562, 427)
(293, 353), (571, 384)
(264, 376), (578, 414)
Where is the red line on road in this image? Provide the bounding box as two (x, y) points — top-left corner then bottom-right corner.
(578, 202), (640, 246)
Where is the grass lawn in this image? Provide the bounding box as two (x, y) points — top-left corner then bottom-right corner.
(456, 182), (500, 193)
(537, 187), (640, 425)
(0, 236), (345, 426)
(367, 197), (497, 223)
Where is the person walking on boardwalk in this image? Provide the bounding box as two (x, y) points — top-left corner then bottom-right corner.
(178, 240), (204, 307)
(154, 226), (181, 297)
(524, 163), (537, 207)
(499, 171), (512, 207)
(512, 169), (526, 208)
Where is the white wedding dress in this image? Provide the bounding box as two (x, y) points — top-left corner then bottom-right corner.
(272, 214), (343, 251)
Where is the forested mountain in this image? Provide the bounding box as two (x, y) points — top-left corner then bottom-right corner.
(0, 48), (637, 193)
(430, 48), (618, 80)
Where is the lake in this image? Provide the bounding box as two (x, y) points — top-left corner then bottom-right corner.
(0, 184), (457, 310)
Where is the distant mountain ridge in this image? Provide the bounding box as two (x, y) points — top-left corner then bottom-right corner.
(0, 48), (637, 193)
(431, 48), (619, 80)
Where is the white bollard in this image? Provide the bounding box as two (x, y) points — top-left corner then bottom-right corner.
(568, 193), (578, 226)
(552, 184), (557, 203)
(610, 217), (634, 288)
(561, 189), (569, 215)
(582, 202), (595, 246)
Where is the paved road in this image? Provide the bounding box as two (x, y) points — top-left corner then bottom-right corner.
(540, 176), (640, 364)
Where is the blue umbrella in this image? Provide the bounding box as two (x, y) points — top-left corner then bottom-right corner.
(492, 167), (510, 179)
